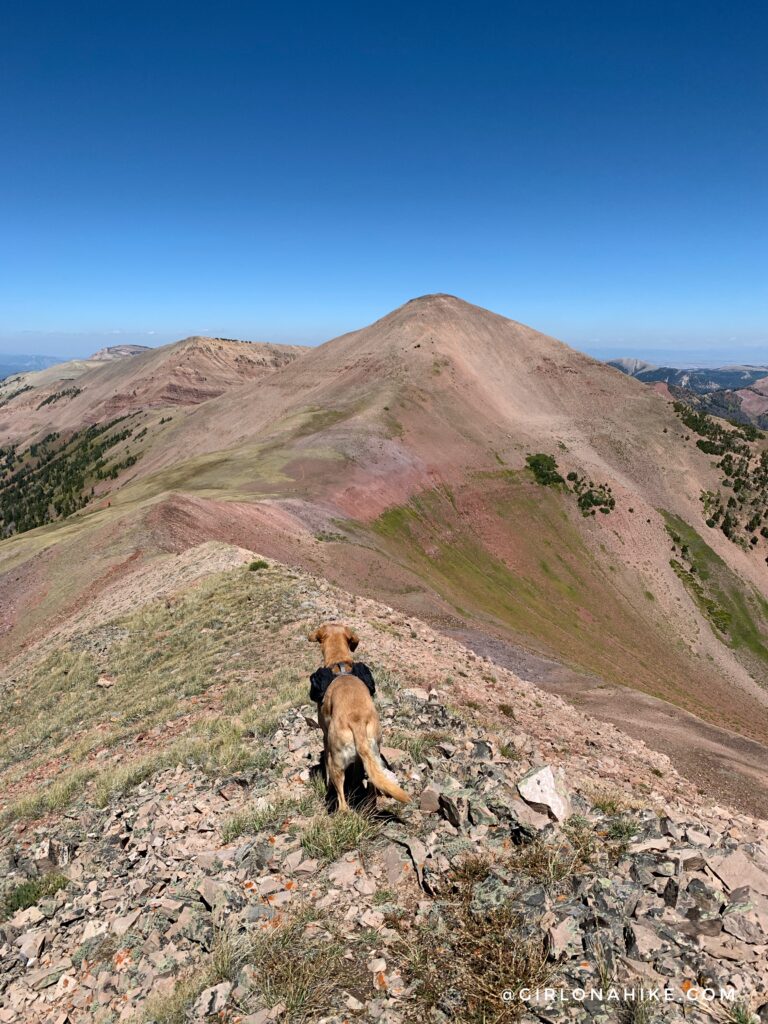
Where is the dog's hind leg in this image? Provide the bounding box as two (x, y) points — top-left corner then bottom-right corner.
(327, 756), (349, 812)
(346, 758), (372, 810)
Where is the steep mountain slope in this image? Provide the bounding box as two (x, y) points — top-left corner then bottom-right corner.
(1, 296), (767, 768)
(738, 376), (768, 420)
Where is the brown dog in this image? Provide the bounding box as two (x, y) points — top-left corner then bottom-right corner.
(308, 622), (410, 810)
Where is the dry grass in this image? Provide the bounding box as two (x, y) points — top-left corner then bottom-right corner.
(396, 860), (552, 1022)
(142, 975), (203, 1024)
(0, 566), (315, 824)
(141, 928), (252, 1023)
(244, 912), (364, 1018)
(222, 796), (302, 843)
(301, 807), (378, 861)
(507, 836), (586, 888)
(2, 715), (283, 825)
(586, 784), (643, 816)
(222, 776), (327, 843)
(142, 912), (367, 1024)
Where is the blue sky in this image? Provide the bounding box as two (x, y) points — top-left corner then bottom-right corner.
(1, 0), (766, 363)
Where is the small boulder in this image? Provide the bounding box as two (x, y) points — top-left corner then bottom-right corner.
(33, 838), (70, 873)
(419, 785), (441, 813)
(708, 849), (768, 896)
(546, 917), (582, 961)
(193, 981), (232, 1018)
(517, 766), (571, 822)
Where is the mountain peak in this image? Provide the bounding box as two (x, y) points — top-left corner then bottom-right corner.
(398, 293), (487, 316)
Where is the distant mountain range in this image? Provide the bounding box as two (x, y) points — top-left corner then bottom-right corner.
(608, 358), (768, 426)
(88, 344), (152, 361)
(0, 353), (65, 381)
(607, 357), (768, 394)
(0, 346), (156, 382)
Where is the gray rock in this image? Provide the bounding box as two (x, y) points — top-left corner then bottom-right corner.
(439, 792), (469, 829)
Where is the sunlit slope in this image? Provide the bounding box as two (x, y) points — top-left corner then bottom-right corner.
(2, 295), (767, 746)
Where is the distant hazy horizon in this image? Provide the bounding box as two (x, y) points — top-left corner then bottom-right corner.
(1, 311), (765, 371)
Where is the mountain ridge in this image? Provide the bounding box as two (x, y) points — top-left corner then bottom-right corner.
(1, 295), (768, 801)
(2, 545), (767, 1023)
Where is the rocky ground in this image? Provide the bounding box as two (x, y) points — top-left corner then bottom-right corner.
(1, 549), (768, 1023)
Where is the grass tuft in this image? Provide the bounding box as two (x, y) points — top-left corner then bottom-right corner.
(143, 914), (365, 1024)
(301, 809), (377, 861)
(396, 857), (551, 1021)
(221, 797), (301, 843)
(507, 838), (584, 888)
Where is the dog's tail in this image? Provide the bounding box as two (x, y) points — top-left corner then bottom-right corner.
(352, 722), (411, 804)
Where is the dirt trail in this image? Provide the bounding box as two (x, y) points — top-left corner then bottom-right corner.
(447, 627), (768, 820)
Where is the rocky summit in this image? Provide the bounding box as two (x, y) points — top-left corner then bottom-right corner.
(1, 550), (767, 1024)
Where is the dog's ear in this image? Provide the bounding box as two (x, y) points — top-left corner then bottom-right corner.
(308, 626), (325, 643)
(345, 627), (360, 651)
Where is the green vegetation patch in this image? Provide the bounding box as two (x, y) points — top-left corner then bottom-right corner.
(1, 873), (69, 921)
(0, 415), (145, 537)
(526, 453), (615, 516)
(37, 386), (82, 409)
(673, 402), (768, 557)
(663, 512), (768, 674)
(525, 453), (565, 487)
(372, 483), (680, 697)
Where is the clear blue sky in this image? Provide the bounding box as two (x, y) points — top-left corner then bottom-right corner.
(1, 0), (766, 363)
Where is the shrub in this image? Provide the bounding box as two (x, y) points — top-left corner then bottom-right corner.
(1, 873), (69, 920)
(525, 453), (565, 487)
(396, 857), (551, 1021)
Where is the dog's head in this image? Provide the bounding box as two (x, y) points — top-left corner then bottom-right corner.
(308, 621), (359, 665)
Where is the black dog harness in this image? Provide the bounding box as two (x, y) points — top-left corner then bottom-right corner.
(309, 662), (376, 705)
